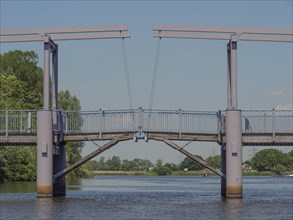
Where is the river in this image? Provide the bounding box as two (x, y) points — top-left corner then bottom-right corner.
(0, 176), (292, 220)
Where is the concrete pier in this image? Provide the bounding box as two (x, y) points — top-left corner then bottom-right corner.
(225, 110), (242, 198)
(37, 110), (53, 197)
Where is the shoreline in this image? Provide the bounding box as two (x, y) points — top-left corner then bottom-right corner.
(88, 170), (275, 176)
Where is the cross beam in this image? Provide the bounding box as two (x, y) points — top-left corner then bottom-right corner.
(153, 25), (293, 42)
(0, 25), (130, 43)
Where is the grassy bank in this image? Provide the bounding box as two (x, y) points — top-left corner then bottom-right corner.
(88, 170), (276, 177)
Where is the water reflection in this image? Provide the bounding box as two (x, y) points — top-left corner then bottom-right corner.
(0, 181), (36, 193)
(222, 198), (243, 220)
(36, 198), (55, 220)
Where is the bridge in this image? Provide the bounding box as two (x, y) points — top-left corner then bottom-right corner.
(1, 25), (292, 199)
(1, 108), (293, 146)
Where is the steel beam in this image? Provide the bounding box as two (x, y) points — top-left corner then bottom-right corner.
(155, 138), (225, 177)
(0, 26), (130, 43)
(153, 25), (293, 42)
(1, 25), (128, 35)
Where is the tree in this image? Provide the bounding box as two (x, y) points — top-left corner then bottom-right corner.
(0, 74), (26, 109)
(206, 155), (221, 169)
(106, 156), (121, 171)
(180, 156), (205, 171)
(164, 163), (178, 171)
(0, 146), (36, 181)
(251, 148), (290, 171)
(0, 50), (42, 182)
(0, 50), (43, 109)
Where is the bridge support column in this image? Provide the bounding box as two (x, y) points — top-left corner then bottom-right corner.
(225, 109), (242, 198)
(37, 110), (53, 197)
(53, 144), (66, 196)
(221, 145), (226, 197)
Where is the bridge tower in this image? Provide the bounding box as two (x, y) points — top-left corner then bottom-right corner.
(0, 26), (130, 197)
(153, 25), (292, 198)
(225, 37), (242, 198)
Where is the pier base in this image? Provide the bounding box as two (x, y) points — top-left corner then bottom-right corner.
(225, 110), (242, 198)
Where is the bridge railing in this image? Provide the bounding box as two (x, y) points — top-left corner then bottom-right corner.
(0, 110), (37, 135)
(1, 109), (293, 138)
(143, 109), (219, 134)
(63, 109), (220, 134)
(241, 110), (293, 133)
(63, 109), (138, 133)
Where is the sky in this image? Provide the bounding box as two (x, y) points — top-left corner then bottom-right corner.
(1, 0), (292, 164)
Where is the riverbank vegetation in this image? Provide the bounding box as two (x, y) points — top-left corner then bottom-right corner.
(82, 150), (293, 177)
(0, 50), (86, 182)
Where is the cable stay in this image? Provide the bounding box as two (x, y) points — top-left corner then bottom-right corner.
(147, 37), (162, 130)
(121, 37), (136, 127)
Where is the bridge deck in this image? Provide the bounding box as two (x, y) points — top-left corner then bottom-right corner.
(1, 131), (292, 146)
(1, 109), (292, 146)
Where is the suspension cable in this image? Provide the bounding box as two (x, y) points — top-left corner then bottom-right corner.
(121, 37), (136, 126)
(147, 38), (162, 130)
(148, 37), (162, 110)
(121, 38), (134, 110)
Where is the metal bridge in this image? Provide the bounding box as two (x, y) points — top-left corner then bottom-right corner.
(1, 24), (292, 198)
(1, 108), (293, 146)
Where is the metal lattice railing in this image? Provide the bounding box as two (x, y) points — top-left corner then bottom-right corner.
(241, 110), (293, 133)
(0, 110), (37, 134)
(1, 109), (293, 138)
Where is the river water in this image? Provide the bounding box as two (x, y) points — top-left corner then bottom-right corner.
(0, 176), (292, 220)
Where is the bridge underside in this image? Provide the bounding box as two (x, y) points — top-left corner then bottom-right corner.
(1, 132), (292, 146)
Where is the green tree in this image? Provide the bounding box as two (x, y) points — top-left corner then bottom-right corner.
(0, 50), (43, 109)
(0, 146), (36, 181)
(106, 156), (121, 171)
(0, 74), (27, 109)
(164, 163), (178, 171)
(180, 156), (205, 171)
(206, 155), (221, 169)
(0, 50), (42, 182)
(251, 148), (290, 171)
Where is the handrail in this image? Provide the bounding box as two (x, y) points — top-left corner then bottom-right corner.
(1, 109), (293, 137)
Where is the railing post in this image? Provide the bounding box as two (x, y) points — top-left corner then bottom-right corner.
(217, 110), (222, 144)
(5, 110), (8, 142)
(28, 112), (32, 133)
(272, 108), (276, 142)
(178, 108), (182, 139)
(20, 112), (23, 133)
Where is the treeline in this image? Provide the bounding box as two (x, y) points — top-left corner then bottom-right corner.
(84, 149), (293, 176)
(83, 155), (221, 176)
(0, 50), (85, 182)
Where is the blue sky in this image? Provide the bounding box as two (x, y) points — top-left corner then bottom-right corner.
(1, 0), (292, 163)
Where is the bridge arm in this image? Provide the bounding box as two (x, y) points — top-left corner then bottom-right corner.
(154, 138), (225, 178)
(53, 134), (132, 179)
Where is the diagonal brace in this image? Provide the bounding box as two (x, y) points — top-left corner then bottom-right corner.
(53, 135), (131, 179)
(159, 138), (225, 178)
